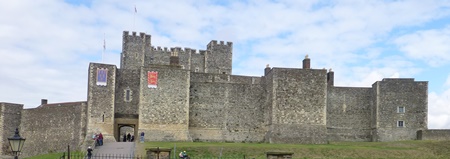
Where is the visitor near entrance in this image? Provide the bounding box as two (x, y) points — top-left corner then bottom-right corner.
(140, 131), (145, 143)
(98, 133), (103, 146)
(127, 133), (131, 142)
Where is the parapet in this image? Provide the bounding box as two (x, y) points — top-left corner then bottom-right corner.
(151, 46), (207, 55)
(382, 78), (415, 82)
(123, 31), (151, 39)
(122, 31), (151, 45)
(207, 40), (233, 49)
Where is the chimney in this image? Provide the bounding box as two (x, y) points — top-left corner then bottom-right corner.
(303, 55), (310, 69)
(41, 99), (48, 105)
(327, 68), (334, 86)
(170, 50), (179, 65)
(264, 64), (271, 76)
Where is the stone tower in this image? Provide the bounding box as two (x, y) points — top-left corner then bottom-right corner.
(371, 79), (428, 141)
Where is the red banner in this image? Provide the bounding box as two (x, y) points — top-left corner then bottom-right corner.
(147, 71), (158, 88)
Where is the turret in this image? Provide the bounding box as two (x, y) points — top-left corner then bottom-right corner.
(121, 31), (151, 70)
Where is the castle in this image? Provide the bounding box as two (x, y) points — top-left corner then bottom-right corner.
(1, 31), (444, 157)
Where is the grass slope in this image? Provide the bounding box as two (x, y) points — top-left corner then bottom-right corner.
(137, 140), (450, 159)
(25, 140), (450, 159)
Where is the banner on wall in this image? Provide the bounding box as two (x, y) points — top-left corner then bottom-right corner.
(96, 68), (108, 86)
(148, 71), (158, 88)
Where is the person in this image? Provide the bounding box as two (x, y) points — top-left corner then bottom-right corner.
(87, 146), (93, 159)
(123, 134), (127, 142)
(131, 135), (135, 142)
(127, 133), (131, 142)
(98, 133), (103, 146)
(179, 150), (188, 159)
(93, 133), (99, 146)
(140, 132), (145, 143)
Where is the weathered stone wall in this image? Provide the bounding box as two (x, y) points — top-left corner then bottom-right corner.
(372, 79), (428, 141)
(205, 40), (232, 74)
(115, 68), (141, 115)
(19, 103), (86, 157)
(138, 65), (190, 141)
(190, 72), (261, 84)
(87, 63), (117, 142)
(327, 87), (372, 141)
(148, 47), (171, 66)
(190, 51), (206, 73)
(189, 81), (266, 142)
(0, 103), (23, 157)
(267, 68), (327, 144)
(417, 129), (450, 140)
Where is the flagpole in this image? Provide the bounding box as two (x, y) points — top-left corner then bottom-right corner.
(102, 33), (105, 63)
(133, 5), (136, 31)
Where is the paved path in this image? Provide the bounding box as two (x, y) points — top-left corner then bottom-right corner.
(93, 142), (135, 156)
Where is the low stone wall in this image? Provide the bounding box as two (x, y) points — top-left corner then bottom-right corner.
(417, 129), (450, 140)
(19, 102), (87, 157)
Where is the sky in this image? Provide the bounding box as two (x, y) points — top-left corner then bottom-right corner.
(0, 0), (450, 129)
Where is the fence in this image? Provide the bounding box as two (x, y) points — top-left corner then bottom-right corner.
(59, 152), (145, 159)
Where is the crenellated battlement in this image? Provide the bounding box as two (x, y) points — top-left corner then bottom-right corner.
(123, 31), (150, 39)
(122, 31), (151, 47)
(207, 40), (233, 49)
(151, 46), (208, 55)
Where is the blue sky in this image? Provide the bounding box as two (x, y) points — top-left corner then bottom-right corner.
(1, 0), (450, 129)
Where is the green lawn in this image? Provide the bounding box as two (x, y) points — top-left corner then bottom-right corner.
(25, 140), (450, 159)
(136, 140), (450, 159)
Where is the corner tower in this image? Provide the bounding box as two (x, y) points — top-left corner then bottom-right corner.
(371, 78), (428, 141)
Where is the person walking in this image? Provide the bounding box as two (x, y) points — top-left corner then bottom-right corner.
(98, 133), (103, 146)
(140, 132), (145, 143)
(87, 146), (93, 159)
(123, 134), (126, 142)
(127, 133), (131, 142)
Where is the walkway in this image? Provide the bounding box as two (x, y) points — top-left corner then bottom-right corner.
(93, 142), (135, 156)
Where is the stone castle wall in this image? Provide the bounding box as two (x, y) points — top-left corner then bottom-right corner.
(0, 103), (23, 157)
(189, 76), (266, 142)
(266, 68), (328, 144)
(19, 103), (86, 157)
(417, 130), (450, 140)
(138, 65), (191, 141)
(327, 87), (372, 141)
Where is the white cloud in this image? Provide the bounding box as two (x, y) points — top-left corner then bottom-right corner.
(395, 27), (450, 67)
(429, 88), (450, 128)
(0, 0), (450, 129)
(446, 74), (450, 87)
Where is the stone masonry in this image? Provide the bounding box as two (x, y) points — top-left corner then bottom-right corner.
(0, 30), (446, 157)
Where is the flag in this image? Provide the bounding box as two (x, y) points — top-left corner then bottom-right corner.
(96, 68), (108, 86)
(135, 6), (137, 13)
(103, 39), (105, 50)
(148, 71), (158, 88)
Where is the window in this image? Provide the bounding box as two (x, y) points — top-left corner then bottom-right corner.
(124, 88), (132, 102)
(397, 121), (404, 127)
(195, 67), (199, 72)
(398, 106), (405, 113)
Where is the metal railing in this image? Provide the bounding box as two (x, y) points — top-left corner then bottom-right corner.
(59, 153), (145, 159)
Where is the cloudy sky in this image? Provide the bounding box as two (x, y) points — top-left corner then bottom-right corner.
(1, 0), (450, 128)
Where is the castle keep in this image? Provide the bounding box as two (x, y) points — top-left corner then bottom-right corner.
(0, 31), (434, 157)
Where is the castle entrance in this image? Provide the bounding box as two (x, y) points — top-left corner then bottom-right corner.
(114, 114), (139, 142)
